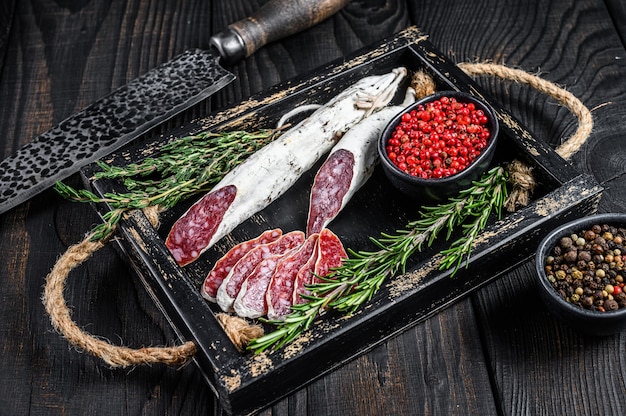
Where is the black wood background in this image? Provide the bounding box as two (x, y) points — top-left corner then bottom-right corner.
(1, 0), (625, 415)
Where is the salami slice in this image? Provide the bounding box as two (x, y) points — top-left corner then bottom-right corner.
(166, 185), (237, 266)
(201, 228), (283, 302)
(233, 248), (294, 319)
(293, 228), (346, 304)
(217, 230), (305, 312)
(292, 239), (320, 305)
(313, 228), (348, 282)
(266, 233), (319, 320)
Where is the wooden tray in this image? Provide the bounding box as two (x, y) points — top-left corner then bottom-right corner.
(82, 27), (603, 415)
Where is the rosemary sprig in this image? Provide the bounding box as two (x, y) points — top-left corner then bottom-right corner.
(438, 176), (508, 272)
(248, 166), (508, 353)
(54, 130), (279, 241)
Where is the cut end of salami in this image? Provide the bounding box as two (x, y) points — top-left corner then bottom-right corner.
(166, 185), (237, 266)
(307, 149), (355, 235)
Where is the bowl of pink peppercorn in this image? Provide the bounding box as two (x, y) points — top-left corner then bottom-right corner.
(378, 91), (499, 202)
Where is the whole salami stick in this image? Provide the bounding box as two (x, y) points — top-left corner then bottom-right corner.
(165, 68), (408, 266)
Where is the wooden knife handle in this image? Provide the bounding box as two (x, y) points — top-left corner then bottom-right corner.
(211, 0), (351, 64)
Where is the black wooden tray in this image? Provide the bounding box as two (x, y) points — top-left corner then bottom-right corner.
(82, 27), (603, 416)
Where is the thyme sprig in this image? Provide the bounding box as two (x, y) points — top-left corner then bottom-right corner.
(54, 130), (279, 241)
(248, 166), (508, 353)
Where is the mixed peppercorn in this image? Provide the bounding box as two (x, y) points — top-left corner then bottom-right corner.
(385, 95), (491, 179)
(544, 223), (626, 312)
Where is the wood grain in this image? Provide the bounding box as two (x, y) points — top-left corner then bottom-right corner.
(406, 1), (626, 415)
(1, 0), (626, 415)
(0, 0), (15, 71)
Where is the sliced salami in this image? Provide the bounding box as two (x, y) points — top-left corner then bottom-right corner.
(233, 248), (295, 319)
(313, 228), (348, 282)
(266, 233), (319, 320)
(216, 230), (305, 312)
(201, 228), (283, 302)
(166, 185), (237, 266)
(292, 239), (320, 305)
(293, 228), (347, 304)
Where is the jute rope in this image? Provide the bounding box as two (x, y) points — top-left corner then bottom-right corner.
(43, 209), (197, 368)
(457, 62), (593, 160)
(43, 62), (593, 368)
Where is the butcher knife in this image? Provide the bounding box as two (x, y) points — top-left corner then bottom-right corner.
(0, 0), (351, 215)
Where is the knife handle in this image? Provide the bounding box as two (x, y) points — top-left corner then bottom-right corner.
(210, 0), (351, 64)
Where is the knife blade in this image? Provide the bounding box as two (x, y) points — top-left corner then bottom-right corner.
(0, 0), (351, 215)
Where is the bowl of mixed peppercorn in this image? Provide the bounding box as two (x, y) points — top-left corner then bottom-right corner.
(536, 213), (626, 336)
(378, 91), (499, 202)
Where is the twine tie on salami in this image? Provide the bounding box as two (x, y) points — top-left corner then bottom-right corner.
(43, 62), (593, 368)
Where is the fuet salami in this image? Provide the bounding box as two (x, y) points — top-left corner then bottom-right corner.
(307, 91), (416, 235)
(266, 233), (319, 320)
(165, 68), (408, 265)
(216, 230), (305, 312)
(201, 228), (283, 302)
(293, 228), (347, 304)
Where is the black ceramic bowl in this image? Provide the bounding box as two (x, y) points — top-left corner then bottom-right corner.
(535, 213), (626, 336)
(378, 91), (500, 202)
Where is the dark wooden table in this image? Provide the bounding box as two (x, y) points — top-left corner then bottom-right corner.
(2, 1), (626, 415)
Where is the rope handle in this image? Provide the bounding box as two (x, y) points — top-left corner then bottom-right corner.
(43, 62), (593, 368)
(43, 235), (197, 368)
(457, 62), (593, 160)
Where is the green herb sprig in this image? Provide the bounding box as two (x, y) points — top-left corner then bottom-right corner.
(54, 130), (279, 241)
(248, 166), (508, 353)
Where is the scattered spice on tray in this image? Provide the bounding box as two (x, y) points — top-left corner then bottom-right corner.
(544, 223), (626, 311)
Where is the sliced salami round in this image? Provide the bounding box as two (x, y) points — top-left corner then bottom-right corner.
(216, 230), (305, 312)
(292, 240), (320, 305)
(201, 228), (283, 302)
(293, 228), (346, 304)
(313, 228), (348, 282)
(234, 248), (294, 319)
(266, 233), (319, 320)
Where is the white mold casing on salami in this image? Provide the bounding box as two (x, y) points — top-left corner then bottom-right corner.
(216, 231), (305, 312)
(165, 68), (408, 266)
(307, 89), (417, 235)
